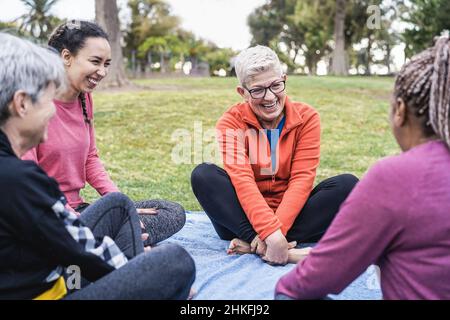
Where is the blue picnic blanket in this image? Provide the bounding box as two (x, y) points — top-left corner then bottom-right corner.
(164, 211), (382, 300)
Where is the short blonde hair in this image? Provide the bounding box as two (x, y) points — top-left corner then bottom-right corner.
(235, 45), (283, 86)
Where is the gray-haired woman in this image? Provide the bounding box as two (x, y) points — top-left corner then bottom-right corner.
(191, 45), (359, 265)
(0, 32), (195, 300)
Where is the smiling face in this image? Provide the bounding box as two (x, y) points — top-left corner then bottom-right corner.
(63, 37), (111, 94)
(237, 69), (287, 128)
(22, 83), (57, 146)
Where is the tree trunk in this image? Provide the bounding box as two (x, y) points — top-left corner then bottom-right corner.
(386, 43), (391, 75)
(191, 57), (198, 74)
(306, 56), (317, 76)
(131, 50), (137, 77)
(147, 51), (152, 76)
(160, 51), (166, 73)
(95, 0), (129, 87)
(365, 34), (372, 76)
(178, 53), (185, 74)
(331, 0), (348, 76)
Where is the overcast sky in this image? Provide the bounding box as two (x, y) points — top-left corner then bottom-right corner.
(0, 0), (267, 50)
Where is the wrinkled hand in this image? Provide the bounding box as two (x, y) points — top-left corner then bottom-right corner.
(262, 229), (289, 265)
(137, 208), (158, 215)
(288, 241), (298, 249)
(252, 236), (297, 257)
(251, 235), (267, 256)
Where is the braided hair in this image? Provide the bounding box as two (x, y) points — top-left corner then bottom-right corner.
(394, 35), (450, 149)
(48, 20), (109, 125)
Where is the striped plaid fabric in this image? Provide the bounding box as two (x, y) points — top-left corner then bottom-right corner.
(45, 198), (128, 283)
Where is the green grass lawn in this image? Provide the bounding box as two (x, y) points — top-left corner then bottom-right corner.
(82, 76), (399, 211)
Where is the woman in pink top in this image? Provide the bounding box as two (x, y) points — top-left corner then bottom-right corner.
(275, 37), (450, 299)
(23, 21), (185, 247)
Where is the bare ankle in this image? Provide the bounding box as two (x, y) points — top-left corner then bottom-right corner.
(227, 238), (252, 255)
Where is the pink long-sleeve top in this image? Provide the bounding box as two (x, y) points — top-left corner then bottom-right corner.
(276, 141), (450, 300)
(22, 93), (119, 209)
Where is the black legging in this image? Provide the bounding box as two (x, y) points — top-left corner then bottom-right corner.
(191, 163), (358, 243)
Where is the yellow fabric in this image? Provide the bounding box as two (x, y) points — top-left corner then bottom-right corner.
(34, 277), (67, 300)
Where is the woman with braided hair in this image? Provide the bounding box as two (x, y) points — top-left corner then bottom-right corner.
(0, 32), (194, 300)
(275, 36), (450, 300)
(23, 20), (186, 248)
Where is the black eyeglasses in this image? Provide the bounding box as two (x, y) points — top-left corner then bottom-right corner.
(244, 80), (286, 99)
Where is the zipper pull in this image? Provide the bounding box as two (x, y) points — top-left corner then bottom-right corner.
(272, 174), (276, 183)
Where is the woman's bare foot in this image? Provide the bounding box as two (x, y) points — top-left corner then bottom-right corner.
(287, 247), (312, 264)
(226, 239), (311, 263)
(227, 238), (252, 255)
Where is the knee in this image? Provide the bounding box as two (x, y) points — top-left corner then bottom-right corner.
(103, 192), (134, 209)
(167, 201), (186, 231)
(175, 204), (186, 230)
(191, 163), (220, 190)
(162, 243), (196, 285)
(163, 200), (186, 223)
(335, 174), (359, 194)
(102, 193), (138, 223)
(172, 201), (186, 217)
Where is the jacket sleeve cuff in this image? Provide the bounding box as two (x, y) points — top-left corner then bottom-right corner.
(258, 221), (283, 241)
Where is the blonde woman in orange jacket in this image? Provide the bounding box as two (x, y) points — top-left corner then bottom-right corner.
(191, 45), (358, 266)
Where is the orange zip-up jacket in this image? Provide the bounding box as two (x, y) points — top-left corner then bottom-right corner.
(216, 96), (321, 240)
